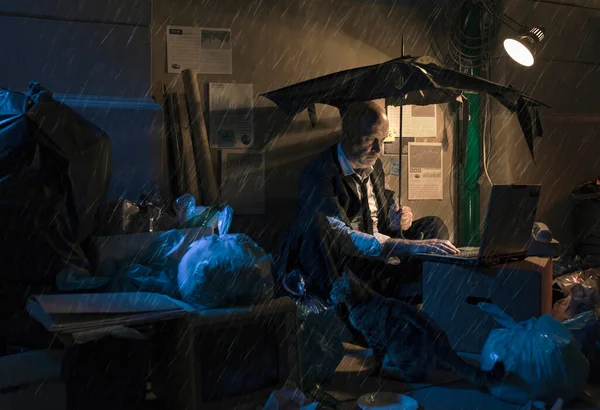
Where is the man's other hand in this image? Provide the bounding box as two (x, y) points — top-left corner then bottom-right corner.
(384, 238), (459, 257)
(410, 239), (459, 255)
(390, 204), (413, 232)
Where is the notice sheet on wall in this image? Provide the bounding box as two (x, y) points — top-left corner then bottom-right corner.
(209, 83), (254, 148)
(386, 105), (438, 140)
(166, 26), (233, 74)
(408, 142), (443, 200)
(403, 105), (437, 138)
(221, 150), (265, 214)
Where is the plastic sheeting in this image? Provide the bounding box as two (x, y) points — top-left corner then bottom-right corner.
(105, 229), (186, 298)
(552, 269), (600, 321)
(479, 303), (589, 406)
(178, 234), (274, 308)
(0, 83), (110, 311)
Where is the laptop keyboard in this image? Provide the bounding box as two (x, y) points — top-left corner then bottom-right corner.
(457, 246), (480, 258)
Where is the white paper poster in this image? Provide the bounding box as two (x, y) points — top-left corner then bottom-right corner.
(221, 150), (265, 214)
(209, 83), (254, 148)
(386, 104), (438, 140)
(166, 26), (232, 74)
(408, 143), (443, 200)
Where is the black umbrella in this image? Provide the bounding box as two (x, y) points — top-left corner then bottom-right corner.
(261, 55), (548, 161)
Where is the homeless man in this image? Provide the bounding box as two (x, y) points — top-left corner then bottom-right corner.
(277, 101), (458, 303)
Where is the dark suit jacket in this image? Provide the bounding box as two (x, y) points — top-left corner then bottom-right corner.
(276, 144), (399, 300)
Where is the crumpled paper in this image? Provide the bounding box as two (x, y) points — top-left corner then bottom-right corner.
(262, 383), (319, 410)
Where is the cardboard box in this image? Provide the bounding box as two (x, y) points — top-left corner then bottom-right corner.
(151, 297), (301, 410)
(0, 350), (65, 410)
(422, 257), (552, 354)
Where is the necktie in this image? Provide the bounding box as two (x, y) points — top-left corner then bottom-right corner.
(355, 174), (373, 235)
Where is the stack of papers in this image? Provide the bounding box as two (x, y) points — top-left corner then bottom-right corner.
(27, 292), (193, 334)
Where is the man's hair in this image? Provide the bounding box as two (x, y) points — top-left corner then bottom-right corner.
(340, 101), (387, 143)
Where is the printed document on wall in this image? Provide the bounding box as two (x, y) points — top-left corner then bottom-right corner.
(166, 26), (232, 74)
(408, 143), (443, 200)
(403, 105), (437, 138)
(221, 150), (265, 214)
(386, 104), (437, 140)
(209, 83), (254, 148)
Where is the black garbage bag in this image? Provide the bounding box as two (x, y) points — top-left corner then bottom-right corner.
(280, 270), (353, 386)
(0, 83), (111, 312)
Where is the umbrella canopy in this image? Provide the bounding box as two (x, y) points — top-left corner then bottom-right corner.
(261, 56), (548, 159)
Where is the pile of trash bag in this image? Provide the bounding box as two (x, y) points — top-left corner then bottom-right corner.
(552, 269), (600, 320)
(97, 191), (177, 236)
(552, 255), (593, 278)
(101, 204), (235, 300)
(97, 193), (227, 236)
(178, 233), (274, 308)
(551, 268), (600, 383)
(478, 303), (589, 406)
(0, 83), (111, 312)
(297, 303), (351, 386)
(281, 269), (352, 386)
(104, 229), (186, 298)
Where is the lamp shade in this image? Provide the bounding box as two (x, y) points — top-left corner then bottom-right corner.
(503, 27), (545, 67)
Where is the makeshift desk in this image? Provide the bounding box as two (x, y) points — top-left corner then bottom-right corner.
(421, 257), (553, 354)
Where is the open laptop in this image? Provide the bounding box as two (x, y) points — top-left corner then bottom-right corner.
(417, 184), (541, 266)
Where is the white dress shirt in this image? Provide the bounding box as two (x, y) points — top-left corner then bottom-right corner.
(328, 144), (391, 259)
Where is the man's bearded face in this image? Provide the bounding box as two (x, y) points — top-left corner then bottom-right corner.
(346, 117), (389, 168)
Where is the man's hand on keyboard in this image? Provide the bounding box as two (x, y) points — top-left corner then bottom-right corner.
(384, 238), (460, 257)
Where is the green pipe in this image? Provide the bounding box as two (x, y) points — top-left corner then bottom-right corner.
(459, 4), (481, 246)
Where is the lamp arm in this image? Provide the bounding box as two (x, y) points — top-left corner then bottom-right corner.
(501, 13), (526, 32)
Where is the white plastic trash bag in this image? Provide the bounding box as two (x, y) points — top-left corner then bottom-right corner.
(478, 303), (589, 406)
(178, 233), (274, 308)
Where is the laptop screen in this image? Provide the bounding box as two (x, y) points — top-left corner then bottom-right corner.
(480, 185), (541, 259)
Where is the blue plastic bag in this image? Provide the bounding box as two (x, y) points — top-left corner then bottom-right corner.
(106, 229), (185, 297)
(478, 303), (589, 406)
(178, 233), (274, 308)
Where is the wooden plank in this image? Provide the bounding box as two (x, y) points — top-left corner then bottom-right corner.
(182, 70), (220, 205)
(176, 94), (201, 201)
(165, 93), (188, 199)
(0, 0), (151, 26)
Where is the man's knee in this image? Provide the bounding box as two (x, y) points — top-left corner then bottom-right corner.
(421, 216), (449, 240)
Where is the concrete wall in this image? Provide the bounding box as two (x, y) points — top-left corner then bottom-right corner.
(0, 0), (162, 200)
(151, 0), (458, 253)
(483, 0), (600, 253)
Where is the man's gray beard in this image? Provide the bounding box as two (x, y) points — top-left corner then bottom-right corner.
(356, 157), (377, 168)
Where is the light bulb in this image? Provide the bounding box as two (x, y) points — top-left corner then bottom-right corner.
(503, 38), (535, 67)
